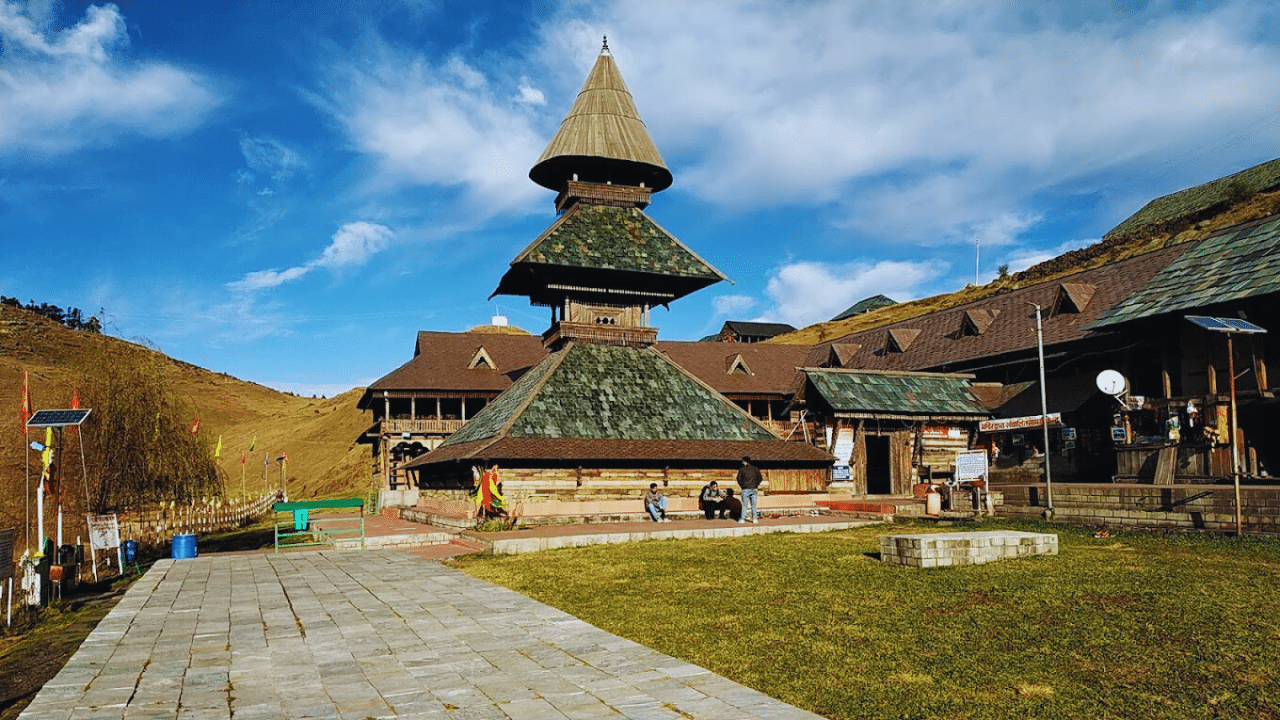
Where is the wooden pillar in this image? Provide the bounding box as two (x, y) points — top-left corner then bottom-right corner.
(436, 397), (442, 419)
(1207, 362), (1218, 395)
(1161, 343), (1172, 399)
(411, 396), (416, 420)
(462, 397), (468, 421)
(1257, 356), (1269, 391)
(383, 395), (390, 420)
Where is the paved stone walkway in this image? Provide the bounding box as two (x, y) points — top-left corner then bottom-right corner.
(21, 552), (823, 720)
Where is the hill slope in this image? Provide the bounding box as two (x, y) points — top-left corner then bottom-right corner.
(0, 305), (372, 541)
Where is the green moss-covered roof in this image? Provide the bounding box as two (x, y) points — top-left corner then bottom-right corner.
(436, 342), (777, 448)
(512, 204), (723, 279)
(805, 370), (989, 416)
(1105, 157), (1280, 241)
(1091, 214), (1280, 328)
(831, 294), (898, 321)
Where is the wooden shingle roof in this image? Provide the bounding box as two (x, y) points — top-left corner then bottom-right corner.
(1091, 213), (1280, 329)
(801, 368), (989, 417)
(528, 43), (672, 193)
(408, 342), (832, 466)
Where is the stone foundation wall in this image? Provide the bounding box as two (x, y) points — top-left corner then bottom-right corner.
(994, 483), (1280, 534)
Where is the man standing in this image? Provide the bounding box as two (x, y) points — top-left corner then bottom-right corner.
(736, 456), (763, 523)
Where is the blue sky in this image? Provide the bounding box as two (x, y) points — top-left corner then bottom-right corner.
(4, 0), (1280, 397)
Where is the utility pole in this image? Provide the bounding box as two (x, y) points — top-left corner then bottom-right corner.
(1028, 302), (1054, 515)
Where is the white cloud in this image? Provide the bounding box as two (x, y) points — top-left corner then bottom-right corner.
(711, 294), (756, 318)
(761, 259), (947, 327)
(239, 135), (306, 184)
(315, 221), (393, 269)
(515, 78), (546, 105)
(536, 1), (1280, 242)
(228, 221), (395, 293)
(312, 43), (548, 218)
(0, 1), (220, 155)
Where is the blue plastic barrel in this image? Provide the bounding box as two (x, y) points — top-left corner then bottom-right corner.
(123, 540), (138, 563)
(171, 534), (198, 559)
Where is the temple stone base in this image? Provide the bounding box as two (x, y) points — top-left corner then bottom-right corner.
(879, 530), (1058, 568)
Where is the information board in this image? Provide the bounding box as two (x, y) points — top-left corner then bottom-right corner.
(832, 465), (851, 482)
(832, 427), (854, 465)
(955, 450), (989, 482)
(87, 515), (120, 551)
(0, 529), (13, 581)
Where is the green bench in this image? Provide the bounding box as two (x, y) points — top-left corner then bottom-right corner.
(273, 498), (365, 554)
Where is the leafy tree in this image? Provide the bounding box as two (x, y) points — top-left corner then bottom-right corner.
(77, 342), (222, 512)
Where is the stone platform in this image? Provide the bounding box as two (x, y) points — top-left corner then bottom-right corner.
(879, 530), (1058, 568)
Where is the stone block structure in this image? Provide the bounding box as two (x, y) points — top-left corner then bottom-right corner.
(879, 530), (1058, 568)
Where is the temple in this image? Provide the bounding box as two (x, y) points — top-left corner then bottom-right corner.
(400, 40), (835, 499)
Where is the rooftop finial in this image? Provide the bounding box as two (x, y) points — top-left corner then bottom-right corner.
(601, 35), (610, 55)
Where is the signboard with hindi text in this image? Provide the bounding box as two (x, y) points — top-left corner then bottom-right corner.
(88, 515), (120, 550)
(832, 427), (854, 465)
(979, 413), (1063, 433)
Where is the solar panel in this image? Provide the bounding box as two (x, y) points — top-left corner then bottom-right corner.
(1220, 317), (1267, 334)
(26, 408), (92, 428)
(1186, 316), (1267, 334)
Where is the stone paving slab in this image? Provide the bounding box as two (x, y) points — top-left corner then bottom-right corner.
(20, 552), (823, 720)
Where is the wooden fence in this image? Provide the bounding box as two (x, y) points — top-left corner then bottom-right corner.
(116, 494), (277, 548)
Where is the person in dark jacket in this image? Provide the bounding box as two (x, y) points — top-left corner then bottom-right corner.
(699, 481), (729, 519)
(736, 456), (763, 523)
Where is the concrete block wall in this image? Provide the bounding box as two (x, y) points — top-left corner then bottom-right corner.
(994, 483), (1280, 534)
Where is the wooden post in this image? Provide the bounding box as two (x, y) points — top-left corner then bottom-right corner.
(1207, 362), (1218, 395)
(1227, 334), (1242, 536)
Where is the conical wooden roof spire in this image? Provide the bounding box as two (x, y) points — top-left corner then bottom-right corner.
(529, 38), (673, 193)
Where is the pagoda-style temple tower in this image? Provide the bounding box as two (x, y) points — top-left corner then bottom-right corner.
(493, 39), (725, 350)
(406, 41), (833, 498)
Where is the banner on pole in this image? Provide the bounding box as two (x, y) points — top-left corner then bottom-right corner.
(0, 529), (14, 581)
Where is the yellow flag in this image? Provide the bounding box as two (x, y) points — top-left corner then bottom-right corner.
(42, 427), (53, 467)
(215, 435), (222, 458)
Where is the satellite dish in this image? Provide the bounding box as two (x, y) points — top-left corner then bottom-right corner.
(1096, 369), (1128, 396)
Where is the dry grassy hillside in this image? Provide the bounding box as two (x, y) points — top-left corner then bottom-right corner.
(772, 186), (1280, 346)
(0, 304), (372, 548)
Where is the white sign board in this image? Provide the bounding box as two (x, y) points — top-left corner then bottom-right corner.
(88, 515), (120, 550)
(955, 450), (989, 482)
(832, 427), (855, 465)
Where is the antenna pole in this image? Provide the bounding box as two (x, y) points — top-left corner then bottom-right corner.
(975, 236), (980, 286)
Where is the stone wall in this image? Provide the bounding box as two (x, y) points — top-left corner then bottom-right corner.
(994, 482), (1280, 534)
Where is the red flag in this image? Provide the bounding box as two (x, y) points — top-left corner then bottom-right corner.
(20, 369), (31, 435)
(69, 386), (80, 436)
(240, 451), (247, 464)
(190, 417), (201, 435)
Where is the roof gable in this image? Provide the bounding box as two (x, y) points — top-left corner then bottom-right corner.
(468, 347), (497, 370)
(1054, 283), (1095, 315)
(887, 328), (921, 352)
(726, 353), (753, 375)
(961, 309), (1000, 336)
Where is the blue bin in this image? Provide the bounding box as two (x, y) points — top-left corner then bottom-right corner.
(171, 534), (198, 559)
(293, 508), (310, 531)
(123, 540), (138, 563)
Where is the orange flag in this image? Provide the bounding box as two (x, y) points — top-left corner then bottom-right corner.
(20, 369), (32, 435)
(69, 386), (80, 436)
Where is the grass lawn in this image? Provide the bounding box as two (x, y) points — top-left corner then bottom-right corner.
(450, 519), (1280, 720)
